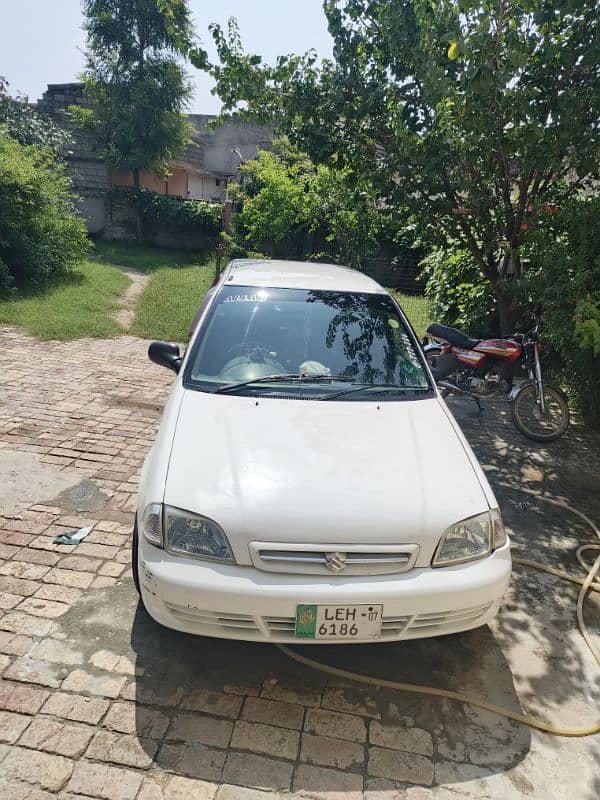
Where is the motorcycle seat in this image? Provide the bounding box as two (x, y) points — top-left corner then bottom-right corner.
(427, 323), (480, 350)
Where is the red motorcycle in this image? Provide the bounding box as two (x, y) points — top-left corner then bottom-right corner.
(423, 322), (570, 442)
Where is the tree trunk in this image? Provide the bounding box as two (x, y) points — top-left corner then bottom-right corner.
(132, 169), (143, 242)
(494, 281), (521, 336)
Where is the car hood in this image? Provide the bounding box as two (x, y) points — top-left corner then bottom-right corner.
(164, 391), (490, 566)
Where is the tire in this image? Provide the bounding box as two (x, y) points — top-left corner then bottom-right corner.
(510, 383), (570, 442)
(424, 345), (443, 371)
(132, 516), (141, 595)
(424, 345), (451, 397)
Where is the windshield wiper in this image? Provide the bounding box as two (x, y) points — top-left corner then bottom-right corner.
(214, 373), (357, 394)
(323, 384), (431, 401)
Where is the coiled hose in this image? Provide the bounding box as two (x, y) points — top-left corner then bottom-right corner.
(279, 486), (600, 737)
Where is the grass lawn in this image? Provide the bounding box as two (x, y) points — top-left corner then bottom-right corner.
(0, 238), (431, 344)
(92, 238), (206, 273)
(389, 290), (432, 340)
(92, 238), (216, 341)
(0, 260), (130, 340)
(131, 264), (215, 341)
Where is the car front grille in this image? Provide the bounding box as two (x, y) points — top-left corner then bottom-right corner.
(249, 542), (420, 576)
(163, 603), (261, 635)
(403, 602), (494, 638)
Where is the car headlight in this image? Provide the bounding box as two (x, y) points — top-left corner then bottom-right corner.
(432, 510), (506, 567)
(164, 505), (234, 562)
(141, 503), (163, 547)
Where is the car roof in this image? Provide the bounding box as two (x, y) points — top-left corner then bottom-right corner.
(222, 259), (386, 294)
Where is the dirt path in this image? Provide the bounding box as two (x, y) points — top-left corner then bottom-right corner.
(112, 265), (150, 331)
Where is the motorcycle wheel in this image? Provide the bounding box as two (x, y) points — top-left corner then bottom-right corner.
(510, 383), (570, 442)
(424, 346), (450, 397)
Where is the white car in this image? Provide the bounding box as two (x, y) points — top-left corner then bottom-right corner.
(134, 259), (511, 643)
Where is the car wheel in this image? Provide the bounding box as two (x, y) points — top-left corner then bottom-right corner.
(132, 516), (141, 595)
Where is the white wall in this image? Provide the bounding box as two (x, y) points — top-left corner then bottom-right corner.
(188, 173), (226, 202)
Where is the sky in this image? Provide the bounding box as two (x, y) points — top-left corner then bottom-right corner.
(1, 0), (333, 113)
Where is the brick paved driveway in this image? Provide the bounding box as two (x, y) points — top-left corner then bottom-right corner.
(0, 326), (598, 800)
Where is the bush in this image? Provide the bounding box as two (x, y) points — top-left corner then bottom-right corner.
(123, 189), (222, 236)
(519, 196), (600, 423)
(422, 249), (496, 337)
(0, 134), (89, 293)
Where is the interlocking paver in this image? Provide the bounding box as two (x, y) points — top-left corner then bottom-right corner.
(67, 761), (142, 800)
(260, 680), (322, 708)
(241, 696), (304, 730)
(230, 720), (299, 761)
(157, 742), (226, 782)
(222, 752), (293, 791)
(292, 764), (363, 800)
(16, 598), (70, 619)
(0, 681), (49, 714)
(304, 708), (367, 743)
(18, 716), (94, 757)
(103, 701), (169, 738)
(0, 327), (598, 800)
(368, 745), (434, 785)
(61, 668), (127, 698)
(182, 689), (243, 719)
(0, 612), (53, 638)
(40, 691), (109, 724)
(369, 720), (433, 757)
(0, 710), (31, 743)
(86, 729), (157, 768)
(2, 746), (73, 791)
(3, 657), (69, 689)
(320, 687), (381, 720)
(167, 713), (233, 748)
(300, 732), (364, 770)
(42, 568), (94, 590)
(139, 775), (218, 800)
(0, 576), (40, 597)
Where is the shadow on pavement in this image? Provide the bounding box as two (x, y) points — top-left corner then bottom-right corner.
(129, 598), (531, 789)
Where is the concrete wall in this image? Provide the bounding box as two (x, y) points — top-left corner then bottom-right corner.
(34, 84), (271, 243)
(188, 172), (226, 202)
(188, 115), (274, 177)
(111, 167), (188, 197)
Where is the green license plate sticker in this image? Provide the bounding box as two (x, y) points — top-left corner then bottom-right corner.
(295, 604), (318, 638)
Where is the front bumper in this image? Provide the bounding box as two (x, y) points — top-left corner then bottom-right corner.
(139, 539), (511, 643)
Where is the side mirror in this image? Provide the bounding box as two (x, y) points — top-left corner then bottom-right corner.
(431, 352), (459, 382)
(148, 341), (182, 374)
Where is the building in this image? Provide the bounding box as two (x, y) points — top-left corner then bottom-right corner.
(34, 83), (273, 236)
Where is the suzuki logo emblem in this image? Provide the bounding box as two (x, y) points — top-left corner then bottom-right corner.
(325, 552), (347, 572)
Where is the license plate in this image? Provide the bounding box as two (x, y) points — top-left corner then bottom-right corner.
(295, 604), (383, 640)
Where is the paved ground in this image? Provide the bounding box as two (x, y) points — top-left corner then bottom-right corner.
(0, 326), (598, 800)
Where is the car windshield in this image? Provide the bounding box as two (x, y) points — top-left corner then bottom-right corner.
(184, 285), (431, 399)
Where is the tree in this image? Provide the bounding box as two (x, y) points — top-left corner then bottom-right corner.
(0, 77), (72, 157)
(74, 0), (208, 237)
(232, 140), (382, 266)
(210, 1), (600, 332)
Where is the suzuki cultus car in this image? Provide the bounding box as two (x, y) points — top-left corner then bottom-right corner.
(133, 259), (511, 643)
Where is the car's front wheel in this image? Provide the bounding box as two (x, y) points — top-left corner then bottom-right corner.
(132, 516), (141, 595)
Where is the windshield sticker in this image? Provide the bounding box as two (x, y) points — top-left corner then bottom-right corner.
(387, 318), (400, 329)
(223, 294), (268, 303)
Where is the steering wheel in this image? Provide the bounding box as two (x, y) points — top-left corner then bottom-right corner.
(224, 341), (274, 362)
